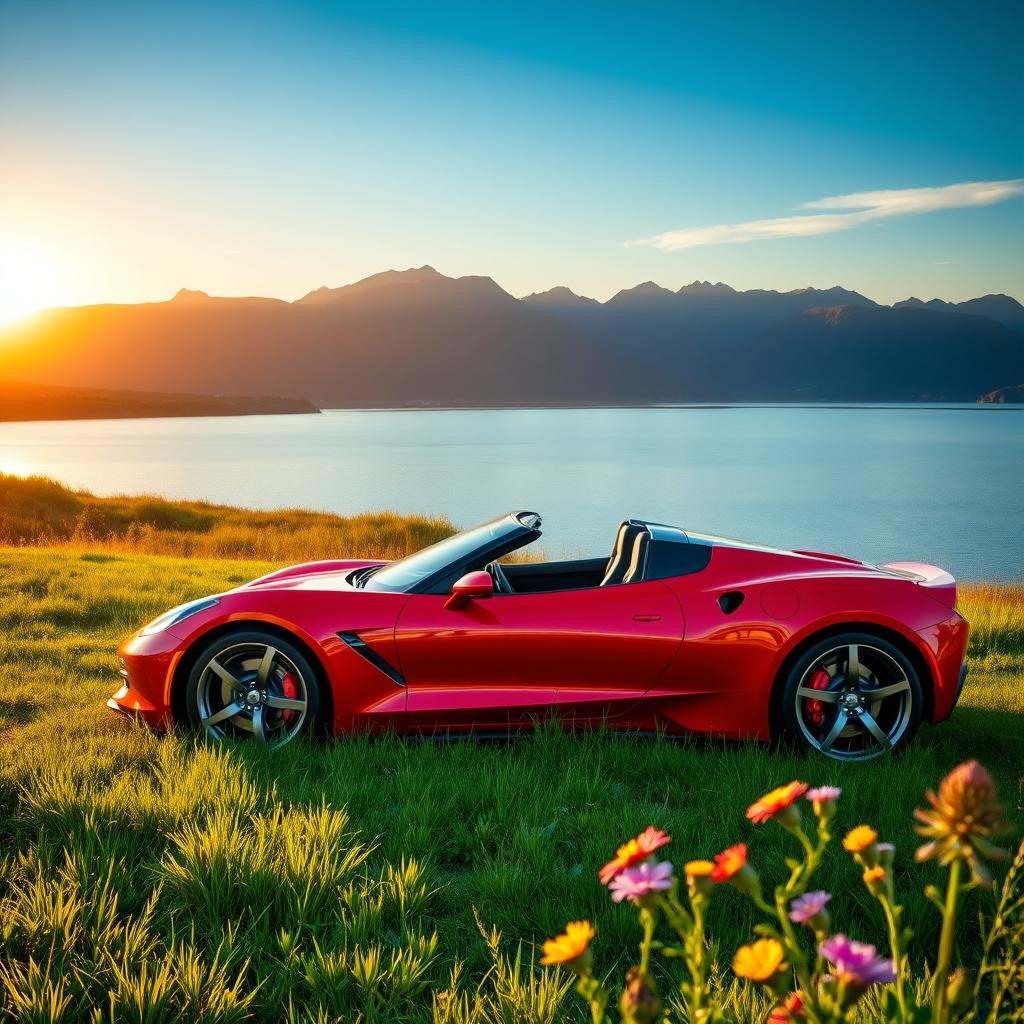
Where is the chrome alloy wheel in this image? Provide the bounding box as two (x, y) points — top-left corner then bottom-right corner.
(795, 642), (914, 761)
(195, 641), (309, 746)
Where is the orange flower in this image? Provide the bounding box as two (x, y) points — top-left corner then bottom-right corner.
(746, 781), (808, 824)
(733, 937), (787, 982)
(540, 920), (595, 971)
(711, 842), (748, 882)
(769, 992), (806, 1022)
(862, 865), (888, 895)
(915, 760), (1008, 885)
(842, 825), (878, 854)
(598, 826), (671, 885)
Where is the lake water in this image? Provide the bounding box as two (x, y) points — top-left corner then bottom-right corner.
(1, 406), (1021, 580)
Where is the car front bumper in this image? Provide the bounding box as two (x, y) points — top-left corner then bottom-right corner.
(107, 630), (181, 729)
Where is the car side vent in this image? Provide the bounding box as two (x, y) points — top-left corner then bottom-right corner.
(718, 590), (744, 614)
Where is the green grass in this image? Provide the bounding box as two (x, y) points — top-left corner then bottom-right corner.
(0, 546), (1021, 1022)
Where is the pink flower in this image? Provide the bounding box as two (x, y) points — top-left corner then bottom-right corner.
(608, 861), (675, 904)
(806, 786), (842, 804)
(788, 890), (831, 924)
(820, 934), (896, 987)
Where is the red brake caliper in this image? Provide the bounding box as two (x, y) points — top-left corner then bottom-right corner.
(807, 668), (830, 726)
(281, 671), (298, 724)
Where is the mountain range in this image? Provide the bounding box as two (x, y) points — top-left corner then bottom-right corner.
(2, 267), (1022, 405)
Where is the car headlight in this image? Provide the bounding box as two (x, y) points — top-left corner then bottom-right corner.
(140, 597), (220, 636)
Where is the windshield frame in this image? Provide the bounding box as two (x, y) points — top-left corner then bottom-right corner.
(363, 511), (542, 594)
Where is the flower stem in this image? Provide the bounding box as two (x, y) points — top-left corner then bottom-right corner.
(932, 857), (962, 1024)
(639, 907), (656, 977)
(880, 897), (909, 1021)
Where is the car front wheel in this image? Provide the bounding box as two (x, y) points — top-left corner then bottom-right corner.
(780, 632), (923, 761)
(184, 630), (321, 746)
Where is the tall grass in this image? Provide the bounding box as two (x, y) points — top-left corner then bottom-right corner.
(0, 473), (454, 561)
(0, 545), (1021, 1020)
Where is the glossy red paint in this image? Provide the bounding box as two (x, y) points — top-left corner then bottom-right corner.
(110, 531), (970, 749)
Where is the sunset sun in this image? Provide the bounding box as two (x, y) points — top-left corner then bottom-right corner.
(0, 239), (69, 327)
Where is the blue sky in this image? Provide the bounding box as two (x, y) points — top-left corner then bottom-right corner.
(1, 0), (1021, 312)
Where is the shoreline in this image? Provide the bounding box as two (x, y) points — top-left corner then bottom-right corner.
(1, 400), (1021, 425)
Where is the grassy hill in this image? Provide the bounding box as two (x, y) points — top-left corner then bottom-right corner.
(0, 537), (1020, 1020)
(0, 473), (454, 560)
(0, 381), (319, 421)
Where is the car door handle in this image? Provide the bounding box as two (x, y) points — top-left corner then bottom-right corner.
(633, 613), (661, 622)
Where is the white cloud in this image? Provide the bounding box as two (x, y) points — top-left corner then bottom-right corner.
(631, 178), (1024, 251)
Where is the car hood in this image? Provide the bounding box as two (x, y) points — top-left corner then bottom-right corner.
(241, 559), (385, 592)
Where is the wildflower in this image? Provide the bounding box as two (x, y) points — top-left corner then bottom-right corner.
(805, 785), (841, 822)
(842, 824), (879, 862)
(914, 760), (1008, 885)
(788, 890), (831, 931)
(768, 992), (806, 1022)
(746, 781), (808, 826)
(608, 861), (675, 905)
(684, 859), (715, 897)
(945, 967), (974, 1014)
(862, 865), (888, 896)
(599, 826), (672, 885)
(876, 842), (895, 866)
(712, 842), (762, 899)
(540, 920), (595, 972)
(619, 966), (661, 1024)
(711, 842), (745, 881)
(820, 934), (896, 988)
(733, 938), (788, 986)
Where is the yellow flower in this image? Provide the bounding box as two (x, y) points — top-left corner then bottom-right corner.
(685, 859), (715, 878)
(842, 825), (878, 854)
(732, 938), (787, 983)
(540, 920), (595, 971)
(685, 858), (715, 896)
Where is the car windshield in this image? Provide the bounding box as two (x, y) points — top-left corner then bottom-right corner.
(364, 515), (524, 593)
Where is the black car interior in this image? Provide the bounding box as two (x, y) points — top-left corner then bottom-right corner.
(485, 519), (664, 594)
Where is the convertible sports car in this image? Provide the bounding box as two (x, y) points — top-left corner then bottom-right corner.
(110, 512), (969, 761)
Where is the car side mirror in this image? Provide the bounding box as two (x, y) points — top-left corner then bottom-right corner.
(445, 570), (493, 610)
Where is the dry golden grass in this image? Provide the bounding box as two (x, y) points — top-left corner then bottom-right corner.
(0, 472), (454, 561)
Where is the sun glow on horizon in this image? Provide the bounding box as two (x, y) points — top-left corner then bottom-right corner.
(0, 238), (73, 328)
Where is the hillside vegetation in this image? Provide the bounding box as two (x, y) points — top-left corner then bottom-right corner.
(0, 473), (454, 560)
(0, 534), (1021, 1019)
(0, 381), (319, 421)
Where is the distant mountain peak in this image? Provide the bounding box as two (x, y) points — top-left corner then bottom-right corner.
(608, 281), (676, 303)
(298, 265), (447, 304)
(171, 288), (211, 302)
(787, 285), (876, 307)
(521, 286), (600, 307)
(677, 280), (736, 296)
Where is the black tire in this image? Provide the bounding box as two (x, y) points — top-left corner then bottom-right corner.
(184, 629), (322, 747)
(779, 631), (923, 761)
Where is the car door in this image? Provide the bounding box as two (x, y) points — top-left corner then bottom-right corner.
(392, 580), (684, 730)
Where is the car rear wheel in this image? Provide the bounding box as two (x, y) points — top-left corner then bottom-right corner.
(780, 632), (922, 761)
(185, 630), (321, 747)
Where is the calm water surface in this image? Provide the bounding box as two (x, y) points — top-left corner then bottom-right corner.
(1, 406), (1021, 580)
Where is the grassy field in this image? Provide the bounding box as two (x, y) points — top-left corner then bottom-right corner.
(0, 541), (1021, 1021)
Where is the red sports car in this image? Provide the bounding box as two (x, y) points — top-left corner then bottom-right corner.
(110, 512), (969, 761)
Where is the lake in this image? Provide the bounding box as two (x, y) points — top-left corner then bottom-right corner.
(1, 406), (1021, 580)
